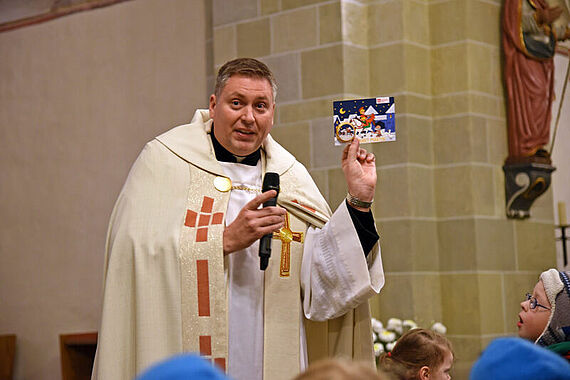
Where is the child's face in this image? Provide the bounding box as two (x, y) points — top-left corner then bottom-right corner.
(517, 280), (551, 342)
(419, 350), (453, 380)
(430, 350), (453, 380)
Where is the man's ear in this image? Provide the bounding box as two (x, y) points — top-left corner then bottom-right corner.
(209, 94), (217, 118)
(419, 366), (430, 380)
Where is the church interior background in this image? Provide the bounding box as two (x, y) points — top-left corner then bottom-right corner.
(0, 0), (569, 379)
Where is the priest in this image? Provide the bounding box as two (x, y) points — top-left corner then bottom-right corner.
(92, 58), (385, 380)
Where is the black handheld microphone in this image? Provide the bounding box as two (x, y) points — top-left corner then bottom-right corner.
(259, 172), (280, 271)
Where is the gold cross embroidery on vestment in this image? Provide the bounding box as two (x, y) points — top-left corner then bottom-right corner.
(272, 212), (304, 277)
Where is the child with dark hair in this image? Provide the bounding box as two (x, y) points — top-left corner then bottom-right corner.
(517, 268), (570, 361)
(377, 328), (454, 380)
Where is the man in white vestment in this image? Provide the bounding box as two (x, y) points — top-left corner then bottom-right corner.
(92, 58), (385, 380)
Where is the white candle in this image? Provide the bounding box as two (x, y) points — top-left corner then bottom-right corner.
(558, 201), (567, 226)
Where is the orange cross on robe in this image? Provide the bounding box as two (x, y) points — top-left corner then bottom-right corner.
(272, 212), (304, 277)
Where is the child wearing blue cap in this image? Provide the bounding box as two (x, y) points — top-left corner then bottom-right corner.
(470, 337), (570, 380)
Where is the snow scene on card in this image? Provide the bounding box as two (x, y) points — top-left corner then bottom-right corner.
(333, 97), (396, 145)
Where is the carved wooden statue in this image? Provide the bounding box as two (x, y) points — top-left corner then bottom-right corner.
(503, 0), (569, 163)
(502, 0), (569, 218)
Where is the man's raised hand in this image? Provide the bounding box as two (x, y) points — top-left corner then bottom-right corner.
(341, 138), (377, 212)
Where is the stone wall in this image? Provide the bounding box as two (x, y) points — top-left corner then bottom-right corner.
(210, 0), (558, 378)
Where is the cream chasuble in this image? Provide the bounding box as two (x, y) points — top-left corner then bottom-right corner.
(92, 110), (385, 380)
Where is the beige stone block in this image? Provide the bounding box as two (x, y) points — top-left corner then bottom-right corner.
(405, 44), (431, 95)
(474, 219), (516, 271)
(237, 19), (270, 58)
(213, 0), (257, 26)
(478, 274), (506, 334)
(282, 0), (327, 10)
(261, 0), (280, 15)
(438, 219), (477, 271)
(410, 274), (443, 325)
(319, 2), (342, 44)
(273, 7), (318, 53)
(378, 220), (439, 272)
(370, 44), (405, 95)
(429, 0), (466, 45)
(308, 169), (328, 200)
(342, 1), (367, 46)
(301, 45), (343, 98)
(213, 25), (236, 66)
(490, 47), (503, 97)
(434, 166), (474, 217)
(448, 336), (483, 362)
(471, 166), (495, 216)
(270, 122), (311, 167)
(263, 54), (301, 103)
(403, 0), (429, 45)
(327, 168), (348, 209)
(370, 274), (416, 321)
(431, 44), (469, 95)
(311, 116), (344, 169)
(503, 272), (541, 334)
(433, 115), (487, 165)
(466, 0), (501, 46)
(278, 97), (334, 123)
(529, 186), (555, 222)
(516, 221), (557, 271)
(367, 1), (403, 46)
(469, 93), (504, 117)
(343, 45), (370, 96)
(370, 274), (442, 325)
(376, 166), (411, 218)
(441, 273), (481, 335)
(493, 166), (506, 217)
(433, 94), (469, 118)
(395, 94), (432, 118)
(467, 43), (494, 94)
(409, 166), (436, 217)
(407, 117), (434, 165)
(486, 119), (508, 165)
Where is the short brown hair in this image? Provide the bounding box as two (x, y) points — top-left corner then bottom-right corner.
(377, 329), (454, 380)
(214, 58), (277, 100)
(293, 358), (394, 380)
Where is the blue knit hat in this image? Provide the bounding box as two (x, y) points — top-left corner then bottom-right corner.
(470, 337), (570, 380)
(135, 354), (230, 380)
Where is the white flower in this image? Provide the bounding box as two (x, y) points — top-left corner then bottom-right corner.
(373, 342), (384, 357)
(403, 319), (418, 330)
(431, 322), (447, 334)
(386, 318), (403, 334)
(386, 341), (396, 352)
(378, 329), (397, 343)
(372, 331), (378, 342)
(371, 318), (384, 333)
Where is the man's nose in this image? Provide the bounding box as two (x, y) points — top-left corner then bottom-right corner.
(241, 106), (255, 123)
(521, 300), (528, 310)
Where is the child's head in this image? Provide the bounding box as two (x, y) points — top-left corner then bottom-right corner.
(292, 358), (393, 380)
(378, 328), (454, 380)
(517, 269), (570, 346)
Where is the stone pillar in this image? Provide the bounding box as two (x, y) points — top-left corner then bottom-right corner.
(209, 0), (558, 378)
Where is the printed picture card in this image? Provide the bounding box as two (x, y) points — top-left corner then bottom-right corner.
(333, 97), (396, 145)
